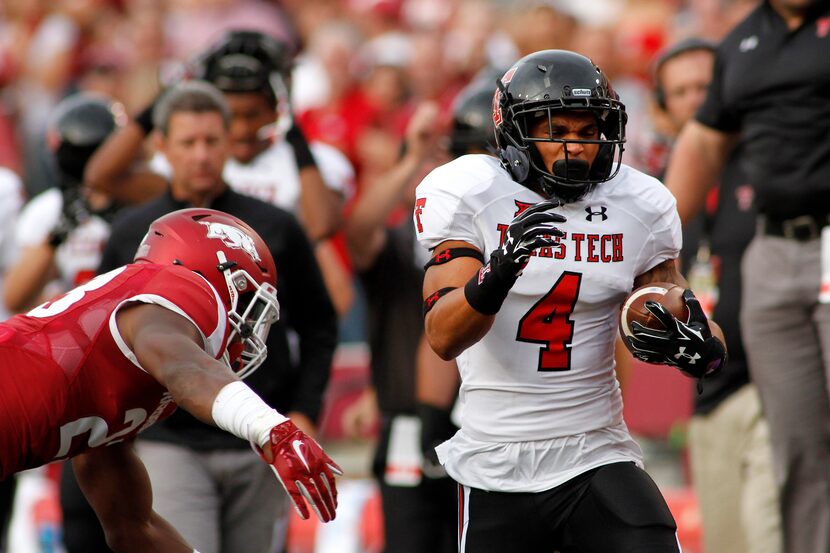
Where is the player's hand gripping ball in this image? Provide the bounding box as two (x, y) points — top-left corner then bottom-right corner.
(619, 282), (688, 340)
(620, 283), (726, 378)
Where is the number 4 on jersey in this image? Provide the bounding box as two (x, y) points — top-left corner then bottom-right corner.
(516, 272), (581, 371)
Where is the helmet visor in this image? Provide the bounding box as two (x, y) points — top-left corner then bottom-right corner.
(227, 272), (280, 379)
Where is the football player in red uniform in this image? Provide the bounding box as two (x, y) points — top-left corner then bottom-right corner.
(0, 208), (340, 553)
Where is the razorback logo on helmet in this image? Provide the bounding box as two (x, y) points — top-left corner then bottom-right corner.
(200, 221), (261, 262)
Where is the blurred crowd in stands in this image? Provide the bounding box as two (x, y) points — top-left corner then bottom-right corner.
(0, 0), (757, 205)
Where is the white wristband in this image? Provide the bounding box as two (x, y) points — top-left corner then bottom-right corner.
(211, 381), (288, 447)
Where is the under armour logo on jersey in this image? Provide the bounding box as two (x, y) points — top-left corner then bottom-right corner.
(674, 346), (701, 364)
(585, 206), (608, 221)
(201, 222), (261, 262)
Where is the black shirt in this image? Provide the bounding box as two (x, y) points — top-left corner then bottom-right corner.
(358, 218), (425, 414)
(98, 187), (338, 450)
(695, 0), (830, 219)
(692, 150), (755, 415)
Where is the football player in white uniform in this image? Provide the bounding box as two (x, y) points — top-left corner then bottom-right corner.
(4, 93), (120, 314)
(193, 31), (355, 317)
(414, 50), (727, 553)
(164, 30), (352, 241)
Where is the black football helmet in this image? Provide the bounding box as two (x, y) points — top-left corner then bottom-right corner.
(493, 50), (627, 201)
(195, 30), (294, 105)
(50, 93), (120, 184)
(448, 80), (497, 157)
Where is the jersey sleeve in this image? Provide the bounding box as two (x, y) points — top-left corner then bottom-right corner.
(0, 168), (23, 267)
(113, 266), (229, 360)
(414, 163), (482, 251)
(633, 185), (683, 276)
(14, 189), (61, 249)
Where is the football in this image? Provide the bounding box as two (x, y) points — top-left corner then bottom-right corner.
(619, 282), (689, 343)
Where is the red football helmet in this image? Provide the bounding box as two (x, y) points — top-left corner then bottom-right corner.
(134, 208), (280, 378)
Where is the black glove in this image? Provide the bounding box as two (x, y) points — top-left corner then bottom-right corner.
(133, 94), (160, 135)
(464, 199), (565, 314)
(285, 123), (317, 170)
(416, 403), (457, 479)
(626, 289), (727, 379)
(48, 184), (91, 248)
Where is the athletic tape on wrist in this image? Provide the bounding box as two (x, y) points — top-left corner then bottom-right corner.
(211, 381), (288, 447)
(463, 261), (517, 315)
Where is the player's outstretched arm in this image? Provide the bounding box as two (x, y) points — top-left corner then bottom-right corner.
(118, 303), (240, 422)
(117, 303), (341, 522)
(72, 442), (194, 553)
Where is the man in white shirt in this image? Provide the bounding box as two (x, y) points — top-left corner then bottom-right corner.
(4, 93), (118, 314)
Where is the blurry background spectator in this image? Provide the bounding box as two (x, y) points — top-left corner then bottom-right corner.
(665, 0), (830, 549)
(652, 37), (781, 553)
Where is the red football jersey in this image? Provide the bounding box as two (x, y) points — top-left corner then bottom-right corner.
(0, 263), (230, 479)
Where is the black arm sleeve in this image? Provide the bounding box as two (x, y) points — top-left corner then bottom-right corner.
(272, 218), (338, 422)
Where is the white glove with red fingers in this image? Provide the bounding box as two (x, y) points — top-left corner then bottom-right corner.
(259, 420), (342, 522)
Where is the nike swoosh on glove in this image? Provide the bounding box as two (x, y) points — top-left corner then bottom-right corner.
(626, 289), (727, 379)
(260, 420), (342, 522)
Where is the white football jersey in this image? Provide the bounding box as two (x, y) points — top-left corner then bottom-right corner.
(14, 188), (110, 291)
(0, 168), (24, 320)
(414, 154), (681, 491)
(150, 140), (354, 211)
